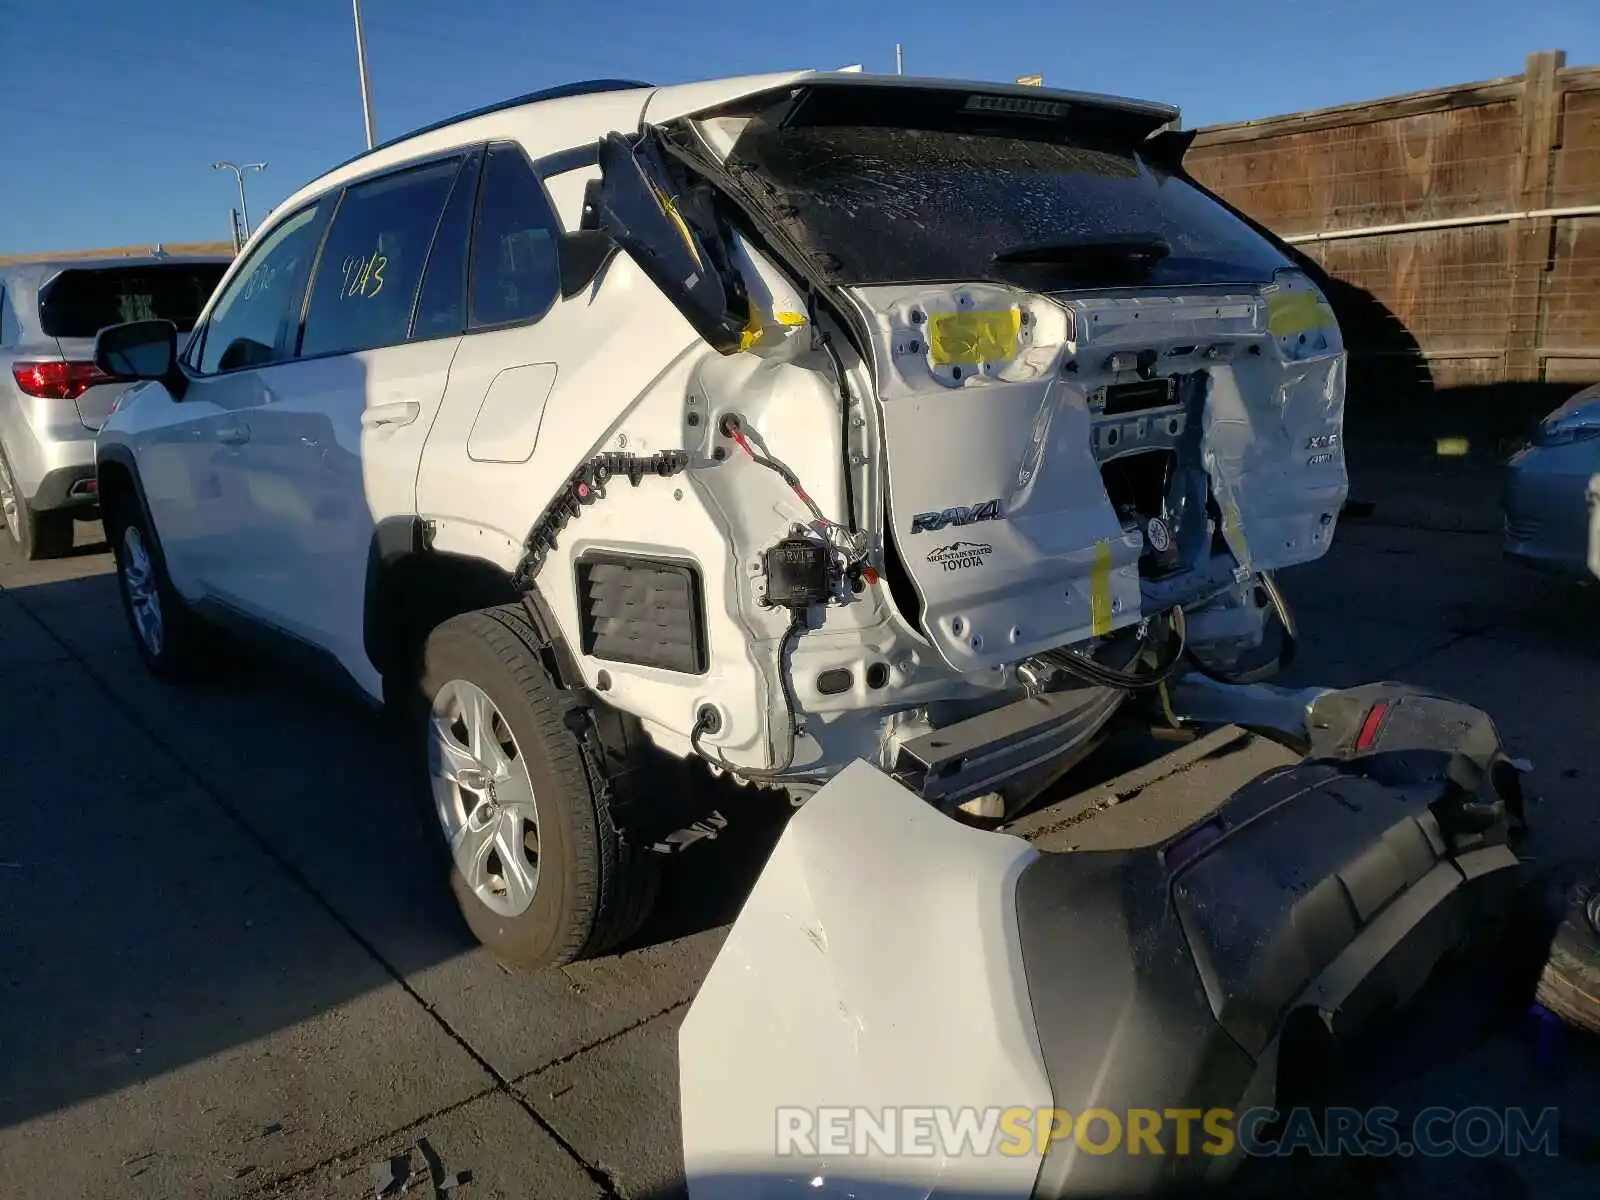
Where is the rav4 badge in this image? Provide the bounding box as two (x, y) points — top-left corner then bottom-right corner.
(910, 498), (1005, 534)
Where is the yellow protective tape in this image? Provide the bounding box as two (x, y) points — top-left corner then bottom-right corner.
(737, 307), (809, 351)
(1089, 539), (1114, 636)
(1266, 290), (1332, 337)
(653, 185), (703, 270)
(927, 308), (1021, 366)
(1222, 500), (1252, 568)
(738, 306), (764, 352)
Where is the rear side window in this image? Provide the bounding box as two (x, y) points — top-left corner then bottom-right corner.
(196, 202), (329, 374)
(722, 99), (1293, 290)
(412, 152), (482, 341)
(38, 264), (228, 339)
(300, 158), (462, 359)
(469, 143), (561, 328)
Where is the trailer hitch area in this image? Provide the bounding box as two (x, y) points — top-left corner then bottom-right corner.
(1160, 673), (1332, 746)
(1160, 677), (1531, 841)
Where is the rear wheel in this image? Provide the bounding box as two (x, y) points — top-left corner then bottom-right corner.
(415, 606), (658, 969)
(0, 447), (74, 561)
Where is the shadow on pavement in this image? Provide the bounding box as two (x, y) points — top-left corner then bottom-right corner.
(0, 567), (794, 1139)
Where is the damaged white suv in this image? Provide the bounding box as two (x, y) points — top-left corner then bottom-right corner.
(93, 72), (1347, 968)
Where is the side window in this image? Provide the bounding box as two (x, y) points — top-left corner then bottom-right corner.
(300, 158), (461, 359)
(196, 202), (328, 374)
(412, 153), (482, 341)
(469, 143), (562, 329)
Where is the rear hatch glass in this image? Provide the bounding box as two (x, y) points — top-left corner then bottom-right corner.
(713, 85), (1290, 290)
(39, 263), (227, 338)
(40, 263), (228, 429)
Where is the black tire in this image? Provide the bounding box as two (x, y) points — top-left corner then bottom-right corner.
(0, 446), (74, 561)
(105, 493), (210, 683)
(1533, 865), (1600, 1034)
(415, 604), (659, 969)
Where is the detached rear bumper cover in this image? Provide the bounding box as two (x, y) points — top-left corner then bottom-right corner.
(680, 685), (1524, 1198)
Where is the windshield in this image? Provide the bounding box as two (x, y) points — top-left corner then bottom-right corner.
(723, 122), (1292, 290)
(38, 263), (229, 338)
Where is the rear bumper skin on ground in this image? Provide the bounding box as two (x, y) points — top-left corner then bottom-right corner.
(681, 685), (1525, 1199)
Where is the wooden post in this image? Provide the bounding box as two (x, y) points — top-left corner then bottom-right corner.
(1504, 49), (1567, 382)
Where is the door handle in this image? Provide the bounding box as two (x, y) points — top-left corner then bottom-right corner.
(362, 401), (421, 429)
(215, 423), (251, 445)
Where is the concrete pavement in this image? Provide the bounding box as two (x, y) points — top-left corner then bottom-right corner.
(1, 514), (1597, 1199)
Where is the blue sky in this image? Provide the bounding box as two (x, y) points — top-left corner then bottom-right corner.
(1, 0), (1595, 255)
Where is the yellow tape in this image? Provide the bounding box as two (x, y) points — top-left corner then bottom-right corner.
(928, 308), (1021, 366)
(1222, 500), (1252, 568)
(1090, 539), (1113, 636)
(1265, 290), (1332, 337)
(738, 306), (763, 352)
(653, 185), (703, 270)
(738, 307), (808, 351)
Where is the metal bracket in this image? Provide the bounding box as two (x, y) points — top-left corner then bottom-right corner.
(1162, 674), (1332, 743)
(650, 811), (730, 854)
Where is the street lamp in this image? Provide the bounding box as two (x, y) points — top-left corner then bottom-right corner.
(212, 160), (268, 238)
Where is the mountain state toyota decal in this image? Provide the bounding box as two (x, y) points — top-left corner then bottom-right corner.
(927, 541), (993, 571)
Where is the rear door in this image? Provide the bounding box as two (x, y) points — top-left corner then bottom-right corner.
(38, 262), (230, 429)
(260, 151), (474, 684)
(168, 201), (333, 607)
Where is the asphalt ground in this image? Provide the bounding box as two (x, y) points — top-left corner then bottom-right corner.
(1, 513), (1597, 1199)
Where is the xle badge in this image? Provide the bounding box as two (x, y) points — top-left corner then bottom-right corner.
(927, 541), (992, 571)
(910, 498), (1004, 535)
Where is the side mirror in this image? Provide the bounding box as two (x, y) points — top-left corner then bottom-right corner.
(94, 319), (177, 381)
(558, 229), (618, 299)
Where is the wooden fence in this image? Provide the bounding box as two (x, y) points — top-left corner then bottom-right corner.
(1187, 50), (1600, 396)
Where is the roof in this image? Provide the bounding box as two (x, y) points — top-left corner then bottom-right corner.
(252, 69), (1178, 263)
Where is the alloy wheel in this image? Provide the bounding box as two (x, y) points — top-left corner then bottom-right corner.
(427, 678), (541, 917)
(120, 525), (164, 657)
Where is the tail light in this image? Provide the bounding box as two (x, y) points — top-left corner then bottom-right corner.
(12, 360), (110, 401)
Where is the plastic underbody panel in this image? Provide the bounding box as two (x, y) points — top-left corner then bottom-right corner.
(679, 684), (1524, 1198)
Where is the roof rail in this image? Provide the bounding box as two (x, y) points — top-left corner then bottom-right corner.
(328, 79), (653, 173)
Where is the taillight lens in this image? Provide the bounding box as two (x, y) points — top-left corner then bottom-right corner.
(12, 360), (110, 400)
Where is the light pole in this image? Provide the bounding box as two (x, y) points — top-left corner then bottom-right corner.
(212, 160), (267, 238)
(352, 0), (378, 149)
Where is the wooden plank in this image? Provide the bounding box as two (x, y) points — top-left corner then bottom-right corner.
(1539, 215), (1600, 364)
(0, 240), (235, 266)
(1188, 101), (1521, 235)
(1504, 50), (1568, 382)
(1190, 79), (1524, 147)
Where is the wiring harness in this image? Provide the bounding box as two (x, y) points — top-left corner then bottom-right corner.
(510, 449), (691, 589)
(1039, 607), (1189, 690)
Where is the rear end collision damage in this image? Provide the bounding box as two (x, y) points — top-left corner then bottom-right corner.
(680, 682), (1530, 1198)
(518, 75), (1351, 828)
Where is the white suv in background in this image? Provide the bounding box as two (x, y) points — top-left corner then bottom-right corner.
(93, 72), (1347, 970)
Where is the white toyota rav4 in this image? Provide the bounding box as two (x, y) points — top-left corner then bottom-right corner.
(93, 72), (1348, 969)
